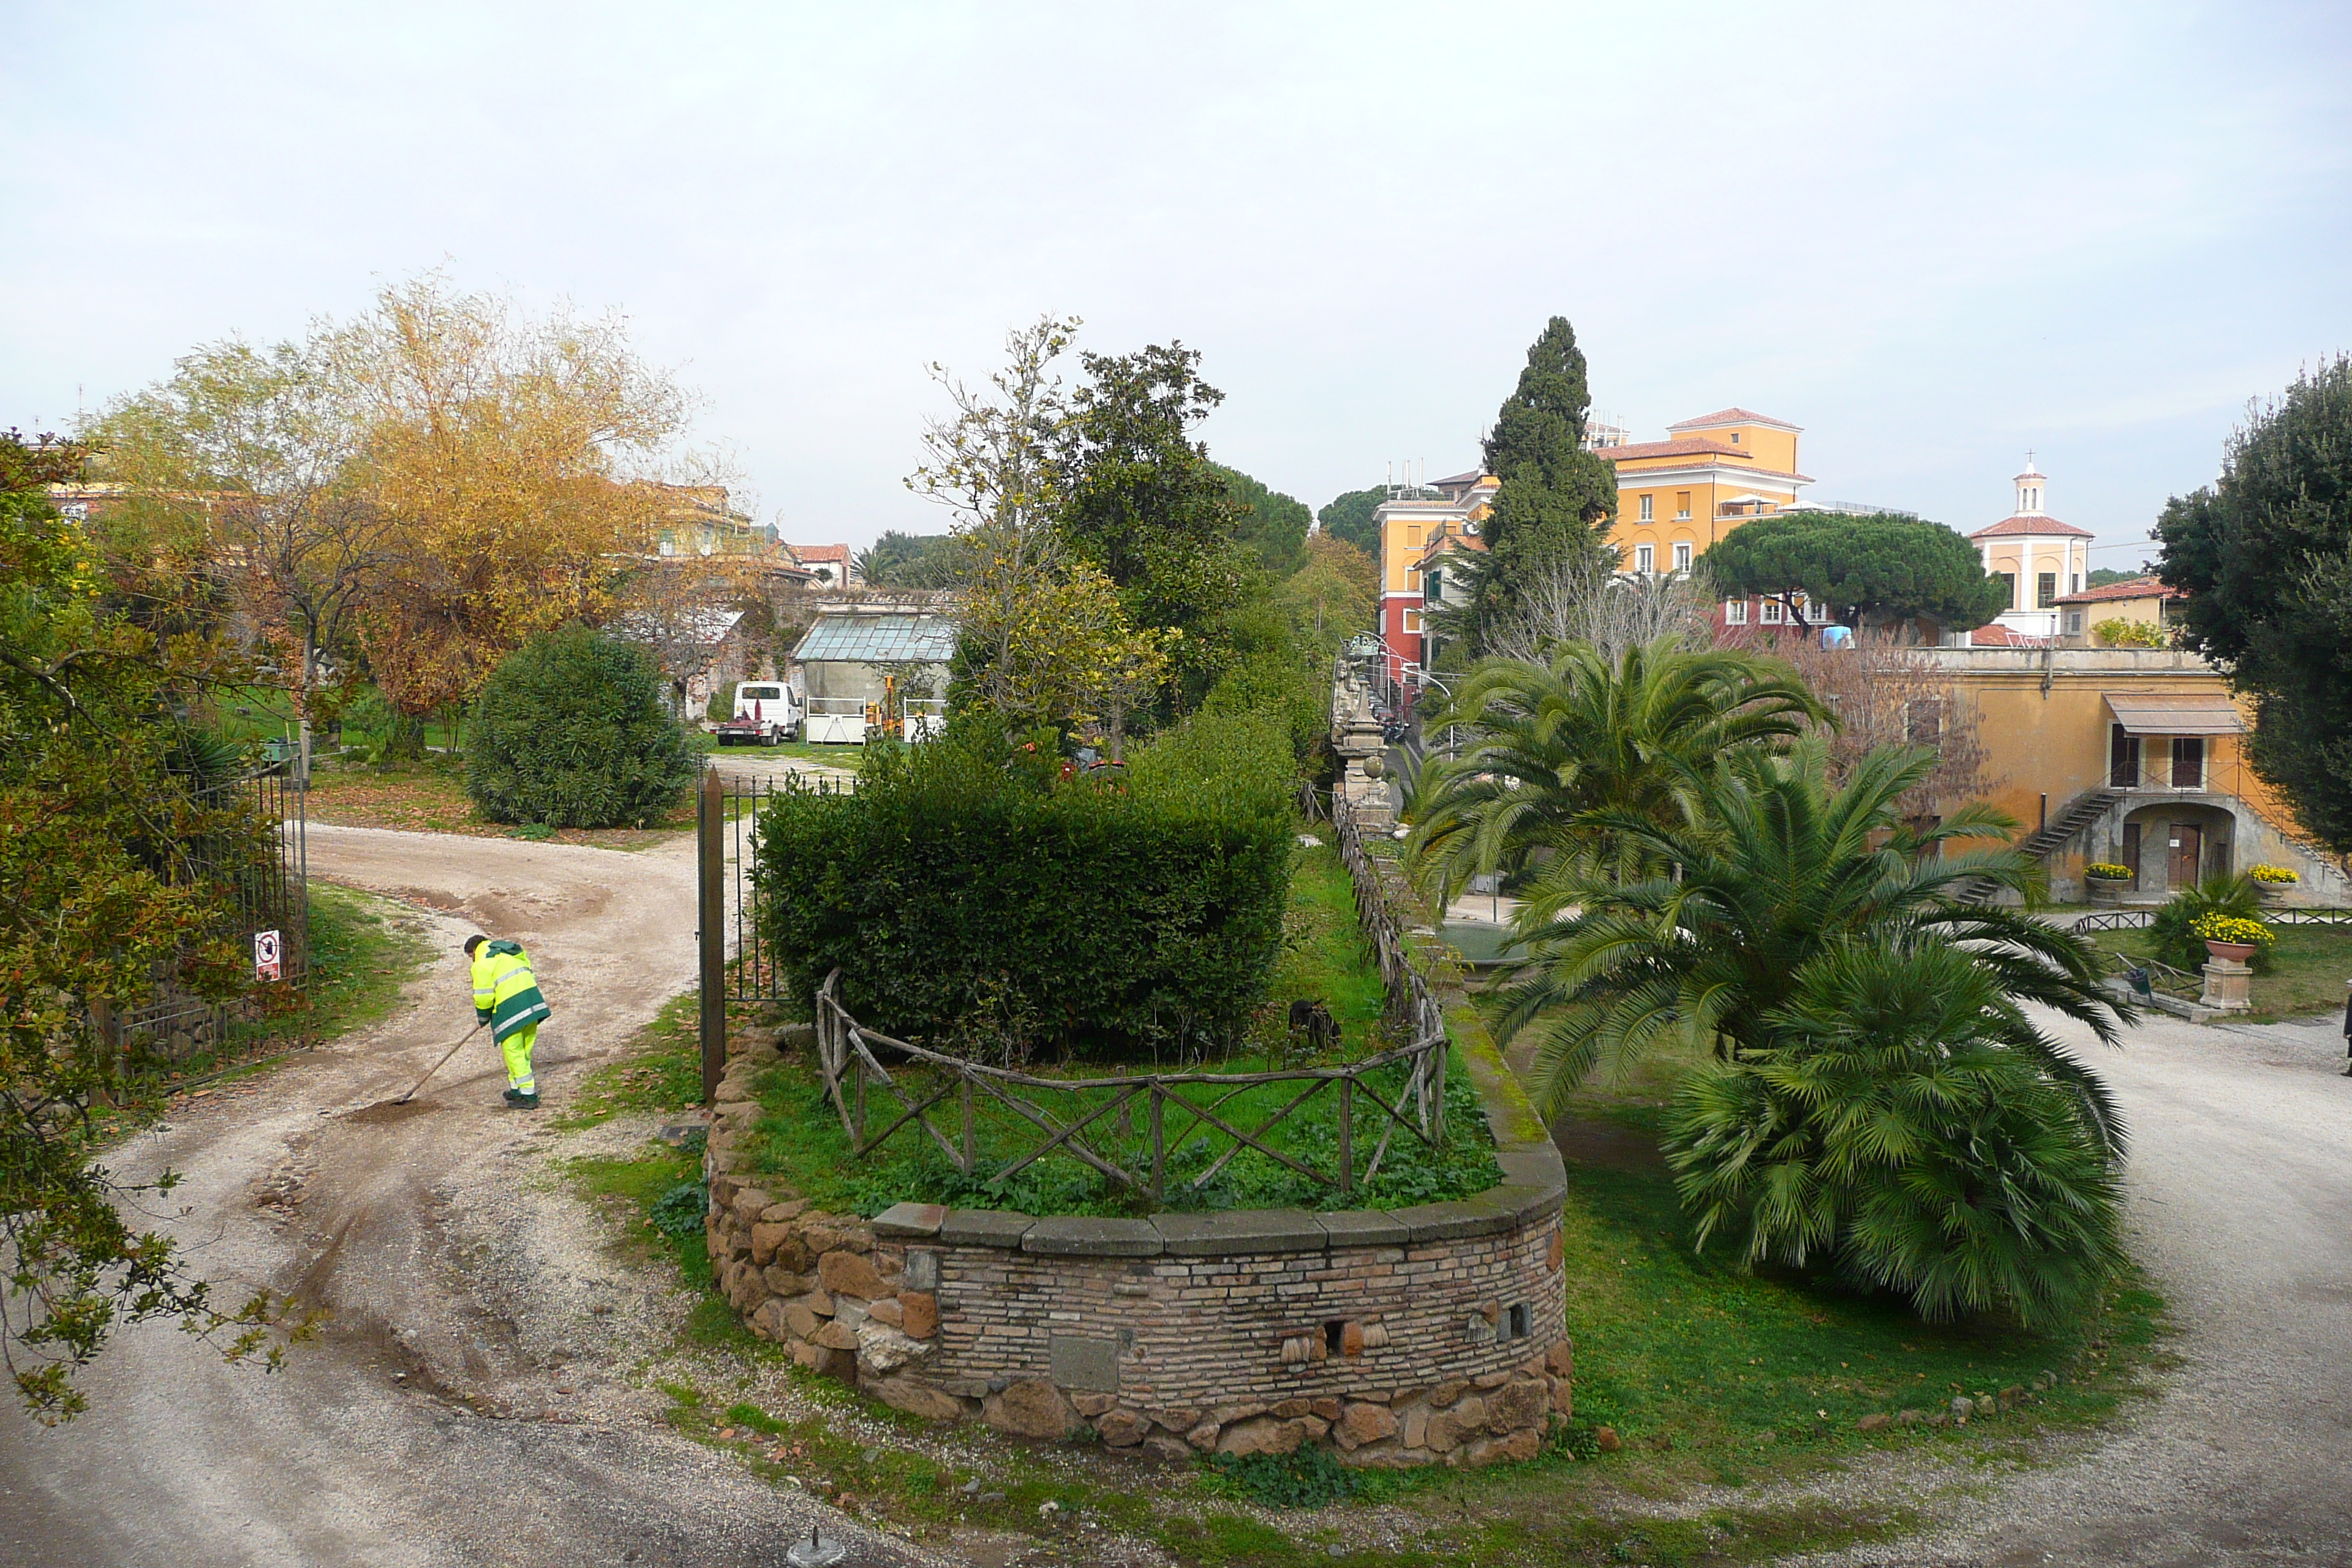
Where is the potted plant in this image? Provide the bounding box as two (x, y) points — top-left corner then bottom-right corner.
(2193, 912), (2274, 965)
(2084, 862), (2133, 905)
(2249, 864), (2299, 905)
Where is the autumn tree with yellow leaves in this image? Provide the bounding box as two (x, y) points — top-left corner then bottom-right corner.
(91, 274), (699, 756)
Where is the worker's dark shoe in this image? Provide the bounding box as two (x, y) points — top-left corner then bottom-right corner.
(502, 1088), (541, 1109)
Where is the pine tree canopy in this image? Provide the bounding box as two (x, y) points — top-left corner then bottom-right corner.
(1702, 511), (2010, 630)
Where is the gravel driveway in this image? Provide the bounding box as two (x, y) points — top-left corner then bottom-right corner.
(1814, 1003), (2352, 1566)
(0, 826), (935, 1568)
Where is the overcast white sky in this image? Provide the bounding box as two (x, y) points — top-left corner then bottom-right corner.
(6, 2), (2348, 564)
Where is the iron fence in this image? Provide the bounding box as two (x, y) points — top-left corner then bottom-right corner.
(113, 768), (309, 1064)
(700, 766), (854, 1009)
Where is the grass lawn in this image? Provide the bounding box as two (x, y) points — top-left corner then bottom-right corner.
(85, 882), (435, 1134)
(713, 738), (864, 766)
(304, 758), (698, 847)
(1533, 1031), (2171, 1496)
(2090, 923), (2352, 1021)
(557, 990), (2154, 1566)
(742, 837), (1500, 1218)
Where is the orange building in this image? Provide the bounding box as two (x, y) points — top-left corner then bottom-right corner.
(1371, 472), (1496, 687)
(1599, 408), (1812, 575)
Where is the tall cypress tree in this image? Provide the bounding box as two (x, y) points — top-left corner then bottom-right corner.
(1448, 317), (1621, 655)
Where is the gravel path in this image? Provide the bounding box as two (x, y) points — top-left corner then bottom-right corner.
(1809, 1004), (2352, 1566)
(0, 826), (935, 1568)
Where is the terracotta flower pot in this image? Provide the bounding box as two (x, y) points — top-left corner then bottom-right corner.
(2204, 939), (2258, 964)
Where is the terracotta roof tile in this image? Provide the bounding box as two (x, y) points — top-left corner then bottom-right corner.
(1602, 437), (1749, 462)
(1667, 407), (1801, 433)
(1968, 514), (2095, 540)
(2054, 576), (2182, 605)
(1969, 625), (2051, 647)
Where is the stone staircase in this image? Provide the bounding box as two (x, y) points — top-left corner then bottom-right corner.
(1954, 787), (2120, 903)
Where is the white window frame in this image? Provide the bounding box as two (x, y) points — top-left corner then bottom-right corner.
(1638, 494), (1654, 521)
(1761, 598), (1787, 625)
(1672, 541), (1692, 574)
(1725, 598), (1749, 625)
(1635, 543), (1654, 574)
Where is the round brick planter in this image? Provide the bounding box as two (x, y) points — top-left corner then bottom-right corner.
(701, 1025), (1569, 1469)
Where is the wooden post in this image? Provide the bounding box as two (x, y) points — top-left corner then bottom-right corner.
(960, 1074), (976, 1175)
(1148, 1084), (1166, 1205)
(698, 768), (725, 1104)
(1420, 1044), (1439, 1142)
(851, 1031), (866, 1146)
(1338, 1074), (1354, 1197)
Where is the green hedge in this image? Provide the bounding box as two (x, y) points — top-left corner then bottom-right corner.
(467, 626), (698, 828)
(754, 716), (1294, 1058)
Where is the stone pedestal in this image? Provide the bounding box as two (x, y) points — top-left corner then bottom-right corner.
(2087, 880), (2125, 906)
(2199, 958), (2253, 1011)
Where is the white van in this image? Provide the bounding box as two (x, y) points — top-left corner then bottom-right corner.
(715, 682), (802, 745)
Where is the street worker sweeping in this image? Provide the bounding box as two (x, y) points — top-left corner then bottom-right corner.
(466, 934), (551, 1108)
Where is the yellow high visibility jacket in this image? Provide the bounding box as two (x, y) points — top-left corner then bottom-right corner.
(471, 940), (550, 1044)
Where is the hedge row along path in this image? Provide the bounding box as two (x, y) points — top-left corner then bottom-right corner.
(4, 823), (2350, 1564)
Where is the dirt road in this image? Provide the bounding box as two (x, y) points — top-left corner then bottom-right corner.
(0, 826), (932, 1568)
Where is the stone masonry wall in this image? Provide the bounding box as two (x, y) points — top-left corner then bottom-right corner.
(701, 1022), (1572, 1469)
(701, 779), (1571, 1468)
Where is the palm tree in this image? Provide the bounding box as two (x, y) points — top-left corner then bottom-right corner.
(1492, 741), (2136, 1148)
(1665, 941), (2127, 1327)
(1403, 635), (1821, 902)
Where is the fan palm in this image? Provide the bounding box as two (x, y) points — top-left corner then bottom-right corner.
(1403, 635), (1821, 901)
(1493, 740), (2136, 1150)
(1665, 941), (2126, 1327)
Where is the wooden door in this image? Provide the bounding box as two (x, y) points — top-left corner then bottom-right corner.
(2168, 824), (2202, 890)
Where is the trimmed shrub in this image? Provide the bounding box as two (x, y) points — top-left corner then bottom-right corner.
(754, 719), (1294, 1058)
(467, 626), (698, 828)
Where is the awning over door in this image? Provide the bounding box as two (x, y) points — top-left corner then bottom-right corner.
(2103, 693), (2248, 735)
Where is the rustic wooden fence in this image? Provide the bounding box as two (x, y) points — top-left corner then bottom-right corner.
(2071, 905), (2352, 934)
(810, 797), (1452, 1205)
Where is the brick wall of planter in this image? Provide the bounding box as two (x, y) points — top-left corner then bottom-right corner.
(702, 1018), (1570, 1467)
(702, 815), (1572, 1468)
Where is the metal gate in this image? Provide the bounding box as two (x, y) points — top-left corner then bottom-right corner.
(113, 768), (309, 1065)
(696, 764), (851, 1098)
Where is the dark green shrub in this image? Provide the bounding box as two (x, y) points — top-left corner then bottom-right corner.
(467, 627), (697, 828)
(649, 1180), (709, 1240)
(1665, 942), (2124, 1328)
(2146, 872), (2270, 973)
(754, 716), (1292, 1058)
(1205, 1444), (1365, 1507)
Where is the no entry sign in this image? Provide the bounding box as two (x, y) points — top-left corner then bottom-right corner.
(255, 928), (282, 982)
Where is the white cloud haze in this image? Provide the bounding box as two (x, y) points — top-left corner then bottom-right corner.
(4, 1), (2348, 562)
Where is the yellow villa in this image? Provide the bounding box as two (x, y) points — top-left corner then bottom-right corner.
(1597, 408), (1812, 576)
(1921, 645), (2349, 905)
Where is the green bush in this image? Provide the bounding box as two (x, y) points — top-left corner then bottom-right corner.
(1665, 943), (2125, 1328)
(753, 721), (1293, 1058)
(2146, 872), (2270, 973)
(466, 627), (697, 828)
